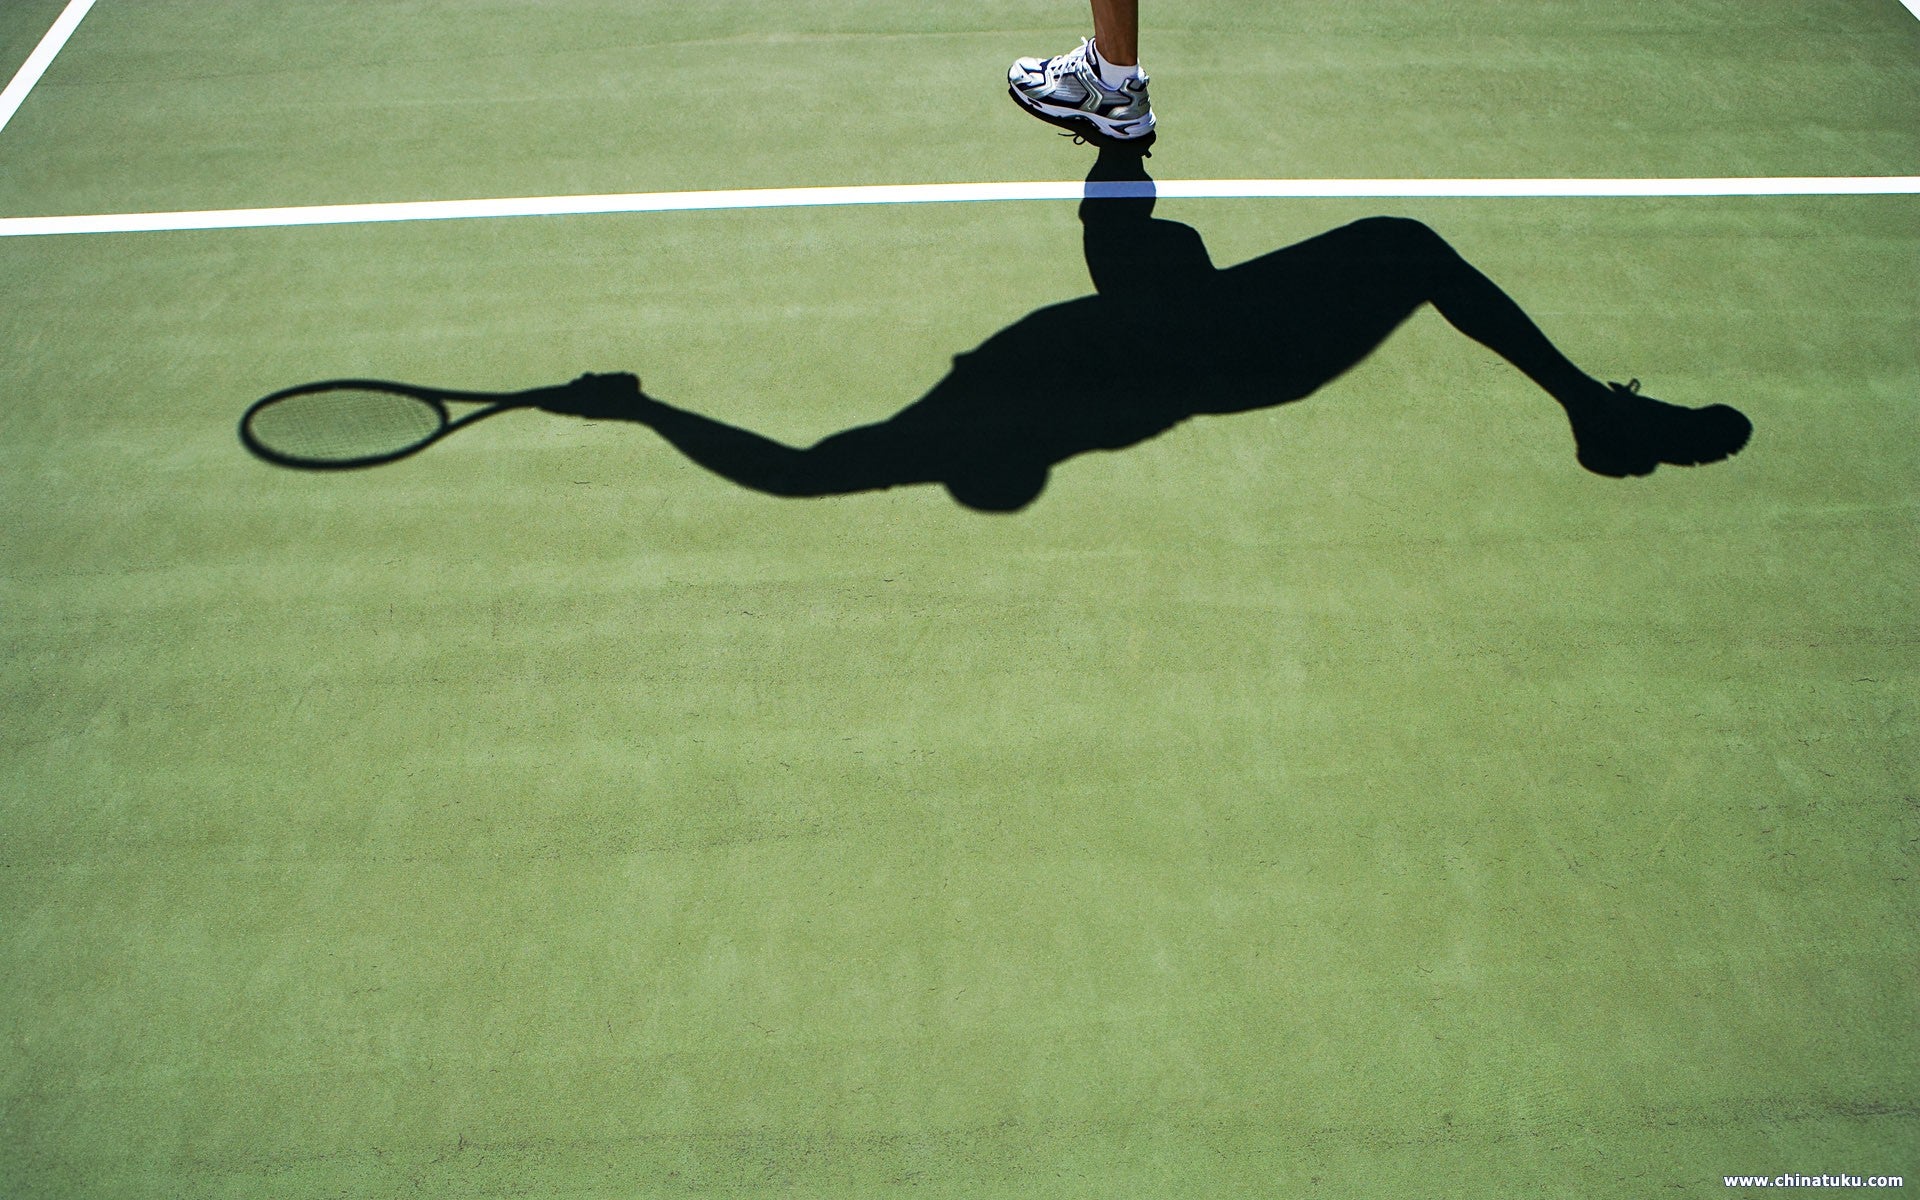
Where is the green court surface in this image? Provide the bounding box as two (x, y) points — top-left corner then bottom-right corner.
(3, 2), (1916, 1196)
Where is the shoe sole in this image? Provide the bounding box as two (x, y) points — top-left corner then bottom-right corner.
(1007, 85), (1156, 152)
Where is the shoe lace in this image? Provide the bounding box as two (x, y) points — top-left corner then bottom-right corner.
(1061, 130), (1150, 157)
(1043, 39), (1095, 84)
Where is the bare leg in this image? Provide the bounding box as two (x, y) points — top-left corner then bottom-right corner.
(1090, 0), (1138, 65)
(1008, 4), (1152, 148)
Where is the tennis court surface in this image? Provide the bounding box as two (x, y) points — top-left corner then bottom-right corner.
(3, 2), (1916, 1195)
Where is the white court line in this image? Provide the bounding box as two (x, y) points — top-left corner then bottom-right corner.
(1, 176), (1917, 237)
(1901, 0), (1920, 21)
(0, 0), (98, 136)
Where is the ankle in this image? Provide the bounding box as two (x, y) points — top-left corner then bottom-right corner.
(1551, 375), (1611, 413)
(1089, 40), (1142, 87)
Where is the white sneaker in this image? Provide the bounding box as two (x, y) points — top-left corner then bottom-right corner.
(1008, 38), (1156, 149)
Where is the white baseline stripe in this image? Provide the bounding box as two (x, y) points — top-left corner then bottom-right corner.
(2, 176), (1917, 237)
(1901, 0), (1920, 21)
(0, 0), (98, 137)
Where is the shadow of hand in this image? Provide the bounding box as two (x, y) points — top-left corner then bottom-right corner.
(541, 372), (647, 419)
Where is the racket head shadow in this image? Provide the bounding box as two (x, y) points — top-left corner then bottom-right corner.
(240, 381), (464, 469)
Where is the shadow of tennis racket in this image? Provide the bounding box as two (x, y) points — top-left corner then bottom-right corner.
(239, 376), (622, 469)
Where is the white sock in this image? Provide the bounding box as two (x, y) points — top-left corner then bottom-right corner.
(1089, 40), (1142, 88)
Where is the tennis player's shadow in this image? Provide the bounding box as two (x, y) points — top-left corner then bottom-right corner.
(545, 150), (1750, 511)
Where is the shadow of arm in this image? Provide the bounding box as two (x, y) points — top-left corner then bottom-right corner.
(542, 374), (927, 498)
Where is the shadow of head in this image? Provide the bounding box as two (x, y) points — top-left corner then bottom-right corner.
(945, 460), (1052, 513)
